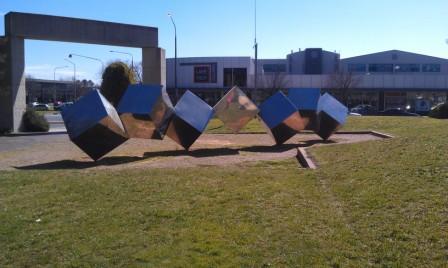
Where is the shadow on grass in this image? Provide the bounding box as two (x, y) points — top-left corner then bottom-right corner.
(14, 139), (334, 170)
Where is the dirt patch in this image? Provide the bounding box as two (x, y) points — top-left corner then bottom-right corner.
(0, 132), (385, 171)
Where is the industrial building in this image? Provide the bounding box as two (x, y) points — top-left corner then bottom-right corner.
(166, 49), (448, 110)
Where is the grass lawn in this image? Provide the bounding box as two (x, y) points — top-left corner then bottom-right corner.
(1, 117), (447, 266)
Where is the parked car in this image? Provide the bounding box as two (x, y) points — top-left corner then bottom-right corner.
(55, 102), (74, 111)
(30, 103), (50, 111)
(377, 108), (420, 116)
(350, 104), (377, 115)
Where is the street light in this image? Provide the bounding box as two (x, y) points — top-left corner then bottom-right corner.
(53, 65), (68, 103)
(109, 50), (134, 70)
(53, 65), (68, 80)
(109, 50), (139, 82)
(168, 13), (178, 100)
(69, 53), (105, 72)
(64, 58), (77, 100)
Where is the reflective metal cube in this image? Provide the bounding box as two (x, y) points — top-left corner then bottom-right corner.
(61, 90), (128, 161)
(258, 91), (306, 145)
(316, 93), (348, 140)
(288, 88), (321, 131)
(117, 84), (174, 139)
(213, 86), (259, 133)
(166, 90), (214, 150)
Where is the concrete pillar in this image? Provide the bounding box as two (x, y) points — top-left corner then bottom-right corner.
(142, 47), (166, 87)
(0, 36), (26, 133)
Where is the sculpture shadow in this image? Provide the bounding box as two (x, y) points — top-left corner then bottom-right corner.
(14, 139), (335, 171)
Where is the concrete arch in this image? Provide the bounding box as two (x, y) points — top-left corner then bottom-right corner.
(0, 12), (165, 132)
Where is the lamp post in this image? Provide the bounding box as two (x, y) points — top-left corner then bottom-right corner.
(168, 13), (178, 101)
(53, 65), (69, 80)
(53, 65), (69, 103)
(109, 50), (135, 79)
(69, 53), (105, 72)
(64, 58), (76, 101)
(253, 0), (258, 102)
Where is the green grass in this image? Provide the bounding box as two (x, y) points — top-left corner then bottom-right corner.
(206, 117), (266, 134)
(1, 117), (448, 266)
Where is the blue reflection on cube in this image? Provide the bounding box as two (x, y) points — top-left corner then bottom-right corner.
(288, 88), (321, 130)
(316, 93), (348, 140)
(117, 84), (174, 139)
(259, 91), (305, 145)
(288, 88), (321, 110)
(166, 90), (214, 150)
(61, 90), (128, 160)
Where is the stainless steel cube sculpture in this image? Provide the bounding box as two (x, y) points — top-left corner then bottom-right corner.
(166, 90), (214, 150)
(61, 86), (349, 161)
(258, 91), (306, 145)
(316, 93), (348, 140)
(61, 90), (128, 161)
(288, 88), (321, 131)
(117, 84), (174, 139)
(213, 86), (259, 133)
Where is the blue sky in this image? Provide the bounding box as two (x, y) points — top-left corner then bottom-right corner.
(1, 0), (447, 83)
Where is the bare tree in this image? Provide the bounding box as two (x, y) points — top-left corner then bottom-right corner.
(327, 71), (361, 106)
(133, 61), (143, 83)
(263, 71), (288, 90)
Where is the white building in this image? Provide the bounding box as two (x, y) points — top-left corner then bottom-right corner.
(166, 49), (448, 109)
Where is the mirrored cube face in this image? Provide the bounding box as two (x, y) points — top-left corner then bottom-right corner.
(166, 91), (214, 150)
(213, 86), (259, 133)
(117, 84), (174, 139)
(71, 116), (129, 161)
(166, 114), (202, 150)
(288, 88), (321, 131)
(258, 91), (305, 145)
(61, 90), (128, 160)
(316, 93), (348, 140)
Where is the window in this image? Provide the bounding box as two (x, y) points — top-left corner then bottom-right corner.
(368, 64), (393, 73)
(348, 64), (366, 73)
(191, 63), (218, 83)
(194, 66), (211, 83)
(263, 64), (286, 73)
(182, 62), (217, 83)
(422, 64), (441, 72)
(394, 64), (420, 72)
(223, 68), (247, 87)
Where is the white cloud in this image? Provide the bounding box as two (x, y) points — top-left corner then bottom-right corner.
(25, 64), (53, 71)
(25, 64), (88, 80)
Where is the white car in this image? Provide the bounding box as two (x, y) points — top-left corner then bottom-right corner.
(30, 103), (50, 111)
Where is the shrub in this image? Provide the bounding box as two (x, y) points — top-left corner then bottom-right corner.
(428, 102), (448, 119)
(20, 110), (49, 132)
(100, 61), (137, 107)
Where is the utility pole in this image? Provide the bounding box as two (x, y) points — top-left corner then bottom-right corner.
(64, 58), (76, 101)
(254, 0), (258, 101)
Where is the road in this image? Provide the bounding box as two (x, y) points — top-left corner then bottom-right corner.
(44, 112), (66, 132)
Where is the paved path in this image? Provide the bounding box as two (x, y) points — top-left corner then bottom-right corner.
(0, 133), (383, 171)
(44, 112), (67, 132)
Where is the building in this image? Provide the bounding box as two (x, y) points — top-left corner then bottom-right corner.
(26, 78), (95, 104)
(287, 48), (339, 74)
(166, 49), (448, 110)
(340, 50), (448, 110)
